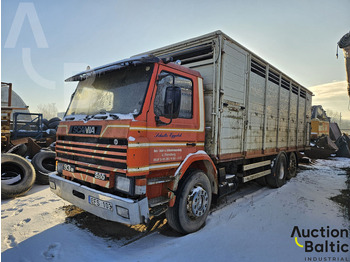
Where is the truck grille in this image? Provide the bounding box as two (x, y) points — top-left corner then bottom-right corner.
(56, 136), (127, 187)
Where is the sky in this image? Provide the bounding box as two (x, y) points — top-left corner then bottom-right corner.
(1, 0), (350, 119)
(308, 81), (349, 123)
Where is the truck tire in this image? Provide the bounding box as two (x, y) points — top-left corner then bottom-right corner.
(32, 151), (56, 185)
(1, 153), (36, 199)
(255, 176), (267, 186)
(7, 144), (27, 157)
(49, 142), (56, 151)
(166, 170), (212, 234)
(42, 118), (49, 126)
(48, 120), (60, 129)
(48, 117), (61, 124)
(266, 153), (287, 188)
(42, 118), (49, 130)
(286, 152), (297, 179)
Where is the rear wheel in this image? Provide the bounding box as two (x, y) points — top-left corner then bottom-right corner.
(166, 170), (212, 234)
(255, 176), (267, 186)
(286, 152), (297, 179)
(266, 153), (287, 188)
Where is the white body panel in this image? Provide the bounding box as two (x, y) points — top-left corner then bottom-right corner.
(139, 31), (312, 162)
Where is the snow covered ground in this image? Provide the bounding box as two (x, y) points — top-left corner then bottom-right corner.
(2, 158), (350, 262)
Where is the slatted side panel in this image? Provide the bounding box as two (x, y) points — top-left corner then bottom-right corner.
(187, 60), (214, 122)
(221, 42), (247, 105)
(297, 89), (306, 147)
(246, 60), (265, 151)
(186, 59), (215, 155)
(305, 92), (312, 145)
(265, 77), (279, 149)
(289, 88), (298, 148)
(278, 85), (289, 148)
(218, 41), (247, 155)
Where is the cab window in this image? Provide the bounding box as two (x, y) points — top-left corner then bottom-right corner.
(154, 71), (193, 119)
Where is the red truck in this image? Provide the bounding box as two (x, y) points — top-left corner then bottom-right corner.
(49, 31), (312, 234)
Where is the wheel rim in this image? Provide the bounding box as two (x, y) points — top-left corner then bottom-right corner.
(187, 185), (209, 219)
(278, 162), (285, 180)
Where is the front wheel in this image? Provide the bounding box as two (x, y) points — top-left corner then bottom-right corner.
(166, 170), (212, 234)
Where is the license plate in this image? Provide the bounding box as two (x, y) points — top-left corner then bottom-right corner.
(63, 163), (75, 173)
(88, 196), (113, 211)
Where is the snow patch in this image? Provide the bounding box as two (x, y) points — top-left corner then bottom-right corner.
(1, 158), (349, 262)
(114, 113), (135, 120)
(63, 112), (135, 122)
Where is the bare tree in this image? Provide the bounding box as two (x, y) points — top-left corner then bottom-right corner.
(341, 119), (350, 131)
(324, 108), (340, 122)
(37, 103), (58, 120)
(325, 108), (350, 132)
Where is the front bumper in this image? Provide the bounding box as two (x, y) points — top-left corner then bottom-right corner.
(49, 172), (149, 225)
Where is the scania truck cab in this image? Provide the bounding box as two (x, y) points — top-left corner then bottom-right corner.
(50, 55), (214, 233)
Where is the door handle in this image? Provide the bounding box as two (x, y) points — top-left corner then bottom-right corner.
(186, 143), (196, 147)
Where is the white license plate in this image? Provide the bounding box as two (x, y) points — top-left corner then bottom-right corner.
(88, 196), (113, 211)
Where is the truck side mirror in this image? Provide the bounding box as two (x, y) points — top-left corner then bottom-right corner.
(164, 86), (181, 119)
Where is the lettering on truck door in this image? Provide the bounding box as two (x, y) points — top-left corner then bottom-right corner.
(147, 65), (204, 171)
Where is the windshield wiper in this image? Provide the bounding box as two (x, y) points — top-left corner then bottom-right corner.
(109, 113), (120, 120)
(84, 112), (120, 121)
(93, 113), (108, 120)
(65, 116), (75, 121)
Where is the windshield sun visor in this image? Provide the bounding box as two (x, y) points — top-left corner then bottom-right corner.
(65, 55), (159, 82)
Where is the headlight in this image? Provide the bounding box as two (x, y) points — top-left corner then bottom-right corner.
(57, 162), (63, 173)
(116, 176), (131, 192)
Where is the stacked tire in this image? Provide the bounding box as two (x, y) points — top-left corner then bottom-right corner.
(1, 153), (36, 199)
(42, 117), (61, 137)
(6, 143), (27, 156)
(31, 151), (56, 184)
(5, 143), (56, 187)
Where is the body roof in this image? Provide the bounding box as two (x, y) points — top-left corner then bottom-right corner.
(137, 30), (312, 95)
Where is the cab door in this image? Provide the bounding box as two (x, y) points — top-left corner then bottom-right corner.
(147, 65), (203, 168)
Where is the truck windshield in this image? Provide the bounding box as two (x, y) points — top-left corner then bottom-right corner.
(66, 64), (154, 117)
